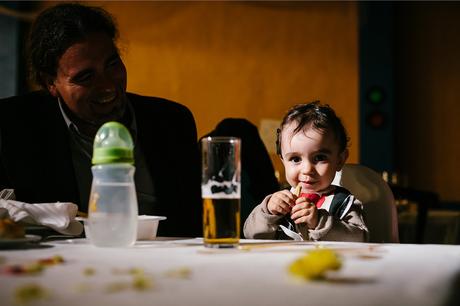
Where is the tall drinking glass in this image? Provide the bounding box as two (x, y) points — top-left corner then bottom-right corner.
(201, 137), (241, 248)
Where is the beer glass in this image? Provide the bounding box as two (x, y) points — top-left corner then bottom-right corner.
(201, 137), (241, 248)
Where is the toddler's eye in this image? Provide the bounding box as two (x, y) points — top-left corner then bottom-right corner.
(289, 156), (301, 163)
(313, 154), (328, 162)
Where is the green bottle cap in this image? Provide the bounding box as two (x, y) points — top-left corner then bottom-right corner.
(92, 122), (134, 165)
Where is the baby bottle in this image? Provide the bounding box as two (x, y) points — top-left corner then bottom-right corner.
(87, 122), (138, 247)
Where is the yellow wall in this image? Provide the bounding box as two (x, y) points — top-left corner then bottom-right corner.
(43, 1), (359, 180)
(85, 1), (359, 158)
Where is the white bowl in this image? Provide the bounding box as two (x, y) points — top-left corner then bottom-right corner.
(77, 215), (166, 241)
(137, 215), (166, 240)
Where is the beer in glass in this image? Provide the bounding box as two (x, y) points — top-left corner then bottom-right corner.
(201, 137), (241, 248)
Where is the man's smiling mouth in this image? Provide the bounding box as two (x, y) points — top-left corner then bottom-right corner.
(95, 93), (117, 104)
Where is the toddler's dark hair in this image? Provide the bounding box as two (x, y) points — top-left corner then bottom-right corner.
(276, 101), (349, 157)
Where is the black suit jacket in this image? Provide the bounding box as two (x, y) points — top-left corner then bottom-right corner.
(0, 91), (202, 237)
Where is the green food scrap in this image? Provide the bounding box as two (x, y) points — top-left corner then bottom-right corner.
(14, 283), (48, 305)
(132, 275), (153, 291)
(288, 248), (342, 280)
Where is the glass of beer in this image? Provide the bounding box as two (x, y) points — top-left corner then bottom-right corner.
(201, 137), (241, 248)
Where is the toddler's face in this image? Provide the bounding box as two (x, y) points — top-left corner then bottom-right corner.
(280, 122), (348, 193)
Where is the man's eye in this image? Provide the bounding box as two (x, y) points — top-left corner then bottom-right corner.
(73, 73), (93, 84)
(313, 154), (328, 162)
(107, 57), (121, 68)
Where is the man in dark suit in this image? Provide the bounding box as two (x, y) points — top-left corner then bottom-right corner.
(0, 3), (202, 237)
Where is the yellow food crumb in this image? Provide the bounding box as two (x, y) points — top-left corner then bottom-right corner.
(51, 255), (64, 264)
(128, 267), (144, 276)
(105, 282), (129, 293)
(14, 283), (48, 305)
(288, 249), (342, 280)
(89, 193), (99, 213)
(23, 263), (44, 274)
(37, 255), (65, 266)
(83, 267), (95, 276)
(112, 267), (144, 275)
(74, 283), (92, 293)
(132, 275), (153, 291)
(163, 267), (192, 279)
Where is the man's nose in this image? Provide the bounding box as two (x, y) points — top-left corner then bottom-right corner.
(95, 73), (116, 92)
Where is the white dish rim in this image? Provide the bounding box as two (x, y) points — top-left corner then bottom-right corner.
(76, 215), (167, 221)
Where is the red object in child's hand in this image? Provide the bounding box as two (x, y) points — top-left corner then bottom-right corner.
(300, 193), (321, 204)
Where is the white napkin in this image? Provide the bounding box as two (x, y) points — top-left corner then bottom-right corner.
(278, 224), (304, 241)
(0, 199), (83, 236)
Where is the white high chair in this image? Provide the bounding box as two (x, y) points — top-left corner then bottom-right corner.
(333, 164), (399, 243)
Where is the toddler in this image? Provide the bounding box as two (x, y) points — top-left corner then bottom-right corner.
(244, 102), (368, 241)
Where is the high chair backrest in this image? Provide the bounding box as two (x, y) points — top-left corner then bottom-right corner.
(332, 164), (399, 243)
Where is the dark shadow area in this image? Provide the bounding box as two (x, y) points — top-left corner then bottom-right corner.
(391, 185), (439, 244)
(443, 269), (460, 306)
(0, 1), (39, 95)
(325, 275), (378, 284)
(0, 242), (53, 250)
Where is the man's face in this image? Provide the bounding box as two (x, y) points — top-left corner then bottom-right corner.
(48, 32), (127, 126)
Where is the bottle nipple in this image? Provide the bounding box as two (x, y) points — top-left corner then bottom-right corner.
(92, 122), (134, 165)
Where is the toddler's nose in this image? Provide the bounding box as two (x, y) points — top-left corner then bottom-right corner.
(300, 161), (314, 175)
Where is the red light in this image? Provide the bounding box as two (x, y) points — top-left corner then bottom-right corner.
(366, 111), (385, 128)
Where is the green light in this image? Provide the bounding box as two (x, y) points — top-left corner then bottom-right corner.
(367, 86), (385, 104)
(369, 90), (383, 103)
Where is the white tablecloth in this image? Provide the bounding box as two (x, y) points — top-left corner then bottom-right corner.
(1, 238), (459, 306)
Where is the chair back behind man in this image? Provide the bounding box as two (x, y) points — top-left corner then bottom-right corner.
(201, 118), (280, 230)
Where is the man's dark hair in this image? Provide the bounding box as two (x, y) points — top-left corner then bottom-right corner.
(276, 101), (349, 157)
(28, 3), (119, 88)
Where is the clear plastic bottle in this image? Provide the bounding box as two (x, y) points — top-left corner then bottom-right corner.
(87, 122), (138, 247)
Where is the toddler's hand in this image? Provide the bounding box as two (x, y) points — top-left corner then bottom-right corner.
(267, 190), (296, 215)
(290, 197), (319, 229)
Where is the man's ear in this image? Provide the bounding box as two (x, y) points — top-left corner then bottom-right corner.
(44, 75), (58, 97)
(337, 149), (349, 171)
